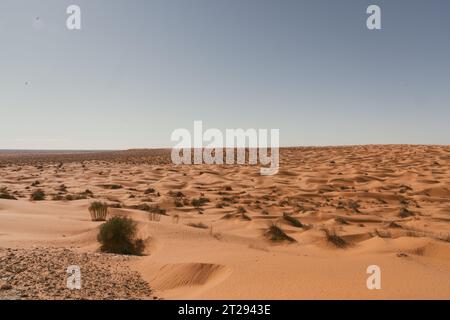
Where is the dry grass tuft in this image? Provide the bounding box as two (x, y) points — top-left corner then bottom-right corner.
(265, 222), (296, 243)
(283, 213), (304, 228)
(322, 228), (348, 248)
(89, 201), (109, 221)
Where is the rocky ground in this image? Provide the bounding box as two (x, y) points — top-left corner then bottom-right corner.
(0, 247), (153, 300)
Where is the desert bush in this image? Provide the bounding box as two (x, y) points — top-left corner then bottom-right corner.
(65, 193), (88, 201)
(174, 199), (184, 207)
(148, 204), (166, 215)
(52, 194), (64, 201)
(129, 203), (152, 211)
(30, 189), (45, 201)
(100, 184), (123, 190)
(399, 207), (414, 218)
(168, 190), (184, 198)
(129, 203), (166, 215)
(388, 221), (403, 228)
(191, 197), (210, 208)
(322, 228), (348, 248)
(347, 200), (361, 213)
(335, 217), (349, 225)
(0, 187), (17, 200)
(89, 201), (109, 221)
(97, 216), (145, 255)
(282, 213), (303, 228)
(265, 223), (296, 242)
(237, 206), (246, 213)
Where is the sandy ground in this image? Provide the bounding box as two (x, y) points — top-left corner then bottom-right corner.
(0, 145), (449, 299)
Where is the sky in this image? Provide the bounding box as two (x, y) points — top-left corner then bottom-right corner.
(0, 0), (449, 149)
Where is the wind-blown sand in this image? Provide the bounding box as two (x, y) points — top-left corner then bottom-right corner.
(0, 145), (449, 299)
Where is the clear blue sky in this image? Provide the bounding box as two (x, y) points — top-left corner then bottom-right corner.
(0, 0), (449, 149)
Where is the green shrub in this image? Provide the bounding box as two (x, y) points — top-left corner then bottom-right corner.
(89, 201), (109, 221)
(97, 216), (145, 255)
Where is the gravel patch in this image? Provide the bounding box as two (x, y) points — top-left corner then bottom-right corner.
(0, 247), (153, 300)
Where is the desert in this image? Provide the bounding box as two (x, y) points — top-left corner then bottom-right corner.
(0, 145), (449, 299)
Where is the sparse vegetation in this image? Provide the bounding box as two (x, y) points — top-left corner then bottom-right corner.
(30, 189), (45, 201)
(148, 212), (162, 222)
(399, 207), (414, 218)
(215, 202), (224, 208)
(0, 187), (17, 200)
(169, 190), (184, 198)
(129, 203), (166, 215)
(192, 197), (210, 208)
(237, 206), (246, 213)
(88, 201), (109, 221)
(322, 228), (348, 248)
(97, 216), (145, 255)
(265, 222), (296, 242)
(335, 217), (349, 225)
(65, 194), (86, 201)
(148, 204), (166, 215)
(100, 184), (123, 190)
(31, 180), (40, 187)
(348, 200), (361, 213)
(388, 221), (403, 228)
(283, 213), (303, 228)
(174, 199), (184, 207)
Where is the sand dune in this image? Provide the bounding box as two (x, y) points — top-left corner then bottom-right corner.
(0, 145), (449, 299)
